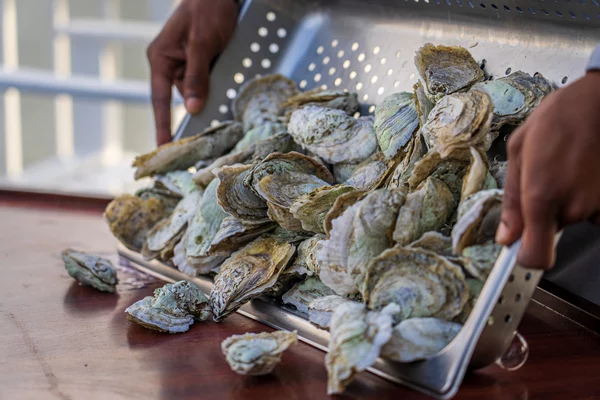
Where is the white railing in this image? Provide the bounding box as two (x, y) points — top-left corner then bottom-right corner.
(0, 0), (184, 196)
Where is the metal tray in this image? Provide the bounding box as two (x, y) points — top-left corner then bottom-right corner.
(141, 0), (599, 397)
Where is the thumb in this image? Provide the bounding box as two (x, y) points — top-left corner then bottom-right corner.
(496, 135), (524, 245)
(184, 37), (212, 114)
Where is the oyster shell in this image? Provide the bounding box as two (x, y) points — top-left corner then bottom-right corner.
(125, 280), (211, 333)
(62, 249), (118, 293)
(142, 189), (202, 261)
(232, 121), (286, 153)
(414, 81), (435, 127)
(344, 152), (396, 192)
(421, 90), (493, 157)
(207, 216), (277, 257)
(333, 162), (358, 183)
(415, 43), (484, 101)
(460, 146), (497, 203)
(221, 331), (298, 375)
(215, 164), (270, 225)
(393, 177), (456, 246)
(286, 234), (326, 277)
(210, 234), (296, 321)
(326, 302), (398, 395)
(153, 170), (197, 196)
(472, 71), (553, 130)
(288, 106), (377, 164)
(452, 189), (503, 254)
(104, 194), (170, 252)
(364, 246), (469, 323)
(281, 277), (336, 314)
(456, 278), (484, 323)
(290, 185), (357, 233)
(323, 190), (368, 236)
(381, 317), (462, 363)
(280, 89), (360, 120)
(133, 121), (244, 179)
(135, 187), (181, 214)
(489, 159), (507, 188)
(387, 134), (428, 189)
(307, 295), (357, 330)
(407, 231), (454, 258)
(233, 74), (298, 131)
(193, 133), (299, 187)
(374, 92), (419, 159)
(318, 188), (407, 296)
(462, 242), (502, 281)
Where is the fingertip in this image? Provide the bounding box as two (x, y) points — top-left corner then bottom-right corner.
(185, 97), (204, 114)
(517, 226), (557, 270)
(495, 221), (512, 245)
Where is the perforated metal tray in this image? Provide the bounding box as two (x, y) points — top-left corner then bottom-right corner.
(144, 0), (599, 397)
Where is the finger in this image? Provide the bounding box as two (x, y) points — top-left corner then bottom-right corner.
(183, 38), (213, 114)
(518, 195), (559, 269)
(150, 67), (174, 146)
(496, 132), (525, 245)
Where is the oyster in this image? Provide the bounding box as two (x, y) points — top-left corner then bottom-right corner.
(414, 43), (484, 101)
(326, 302), (398, 395)
(207, 216), (277, 257)
(318, 188), (407, 296)
(323, 190), (367, 236)
(344, 152), (396, 192)
(288, 106), (377, 164)
(462, 242), (502, 281)
(489, 159), (507, 188)
(456, 278), (484, 323)
(153, 170), (197, 196)
(194, 133), (299, 187)
(393, 177), (456, 246)
(414, 81), (435, 127)
(387, 134), (428, 189)
(280, 89), (360, 120)
(62, 249), (118, 293)
(364, 246), (469, 323)
(281, 277), (336, 314)
(472, 71), (553, 130)
(135, 187), (181, 214)
(210, 234), (296, 321)
(215, 164), (270, 225)
(142, 189), (202, 261)
(133, 121), (244, 179)
(104, 194), (170, 252)
(232, 121), (286, 153)
(185, 179), (228, 272)
(233, 74), (298, 131)
(308, 295), (357, 330)
(286, 235), (326, 278)
(333, 162), (358, 183)
(452, 189), (503, 254)
(460, 146), (497, 203)
(221, 331), (298, 375)
(374, 92), (419, 159)
(125, 280), (211, 333)
(290, 185), (356, 233)
(421, 90), (493, 157)
(407, 231), (454, 258)
(381, 317), (462, 363)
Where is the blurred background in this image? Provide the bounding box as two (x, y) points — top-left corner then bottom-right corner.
(0, 0), (185, 198)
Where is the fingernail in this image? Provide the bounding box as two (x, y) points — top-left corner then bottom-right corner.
(185, 97), (203, 114)
(495, 222), (510, 244)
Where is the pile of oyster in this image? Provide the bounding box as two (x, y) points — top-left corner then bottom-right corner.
(105, 43), (552, 393)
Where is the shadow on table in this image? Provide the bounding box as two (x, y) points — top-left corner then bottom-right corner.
(62, 281), (119, 316)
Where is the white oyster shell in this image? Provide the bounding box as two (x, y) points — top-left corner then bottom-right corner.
(308, 295), (357, 330)
(62, 249), (118, 293)
(281, 277), (336, 315)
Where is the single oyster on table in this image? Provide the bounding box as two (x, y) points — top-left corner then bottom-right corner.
(288, 106), (377, 164)
(414, 43), (484, 101)
(125, 280), (211, 333)
(472, 71), (552, 130)
(248, 152), (335, 231)
(393, 177), (456, 246)
(421, 90), (493, 157)
(281, 276), (336, 314)
(62, 249), (118, 293)
(206, 216), (277, 257)
(308, 295), (358, 330)
(289, 185), (357, 234)
(280, 89), (360, 120)
(318, 188), (407, 297)
(364, 246), (469, 323)
(132, 121), (244, 179)
(374, 92), (419, 159)
(210, 234), (296, 321)
(344, 152), (396, 192)
(381, 317), (462, 363)
(233, 74), (298, 131)
(326, 302), (398, 395)
(194, 133), (299, 187)
(104, 194), (170, 252)
(222, 331), (298, 376)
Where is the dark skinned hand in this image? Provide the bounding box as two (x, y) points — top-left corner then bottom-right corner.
(147, 0), (239, 145)
(496, 71), (600, 269)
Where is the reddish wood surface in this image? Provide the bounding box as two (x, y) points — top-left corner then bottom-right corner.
(1, 199), (599, 400)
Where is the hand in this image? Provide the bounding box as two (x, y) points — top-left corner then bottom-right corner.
(495, 71), (600, 269)
(147, 0), (239, 145)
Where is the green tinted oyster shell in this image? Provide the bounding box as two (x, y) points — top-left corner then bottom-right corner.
(62, 249), (118, 293)
(387, 134), (428, 190)
(462, 242), (502, 281)
(415, 43), (484, 101)
(290, 185), (357, 234)
(207, 216), (277, 257)
(374, 92), (419, 159)
(132, 121), (244, 179)
(344, 152), (396, 192)
(280, 89), (360, 120)
(288, 106), (378, 164)
(489, 159), (507, 188)
(452, 189), (503, 254)
(221, 331), (298, 376)
(281, 276), (336, 314)
(153, 170), (197, 196)
(414, 81), (435, 127)
(307, 295), (358, 330)
(232, 121), (286, 152)
(125, 280), (211, 333)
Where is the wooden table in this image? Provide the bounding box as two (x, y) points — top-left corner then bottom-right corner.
(1, 194), (599, 400)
